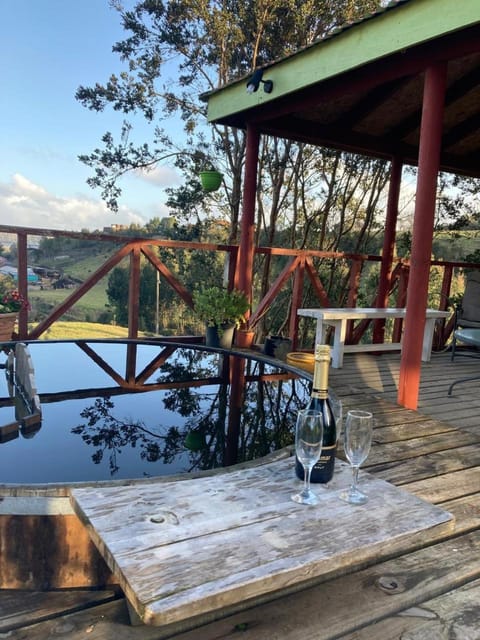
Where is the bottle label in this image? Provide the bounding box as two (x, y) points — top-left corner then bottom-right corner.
(312, 444), (336, 482)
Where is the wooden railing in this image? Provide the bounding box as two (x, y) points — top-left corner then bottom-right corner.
(1, 224), (477, 350)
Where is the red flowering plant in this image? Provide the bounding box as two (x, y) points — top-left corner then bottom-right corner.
(0, 286), (30, 314)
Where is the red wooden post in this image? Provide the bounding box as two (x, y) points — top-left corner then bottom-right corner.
(392, 264), (409, 342)
(346, 259), (362, 342)
(126, 246), (141, 383)
(290, 255), (305, 349)
(128, 246), (141, 340)
(435, 264), (453, 348)
(439, 265), (453, 312)
(236, 124), (260, 304)
(16, 232), (29, 338)
(373, 155), (403, 344)
(225, 356), (245, 466)
(398, 62), (447, 409)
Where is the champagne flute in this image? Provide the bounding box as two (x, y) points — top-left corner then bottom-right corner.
(340, 410), (373, 505)
(291, 409), (324, 505)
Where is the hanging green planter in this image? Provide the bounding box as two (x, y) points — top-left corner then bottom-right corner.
(199, 170), (223, 192)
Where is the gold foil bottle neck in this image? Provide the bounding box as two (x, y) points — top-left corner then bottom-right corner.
(315, 344), (331, 360)
(312, 344), (330, 397)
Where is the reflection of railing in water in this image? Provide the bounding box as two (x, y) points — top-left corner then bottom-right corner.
(70, 348), (308, 476)
(0, 344), (42, 442)
(0, 341), (311, 481)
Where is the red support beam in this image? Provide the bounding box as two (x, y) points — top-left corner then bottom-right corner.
(236, 124), (260, 302)
(128, 246), (141, 341)
(290, 256), (305, 349)
(373, 155), (403, 343)
(16, 232), (29, 338)
(398, 62), (447, 409)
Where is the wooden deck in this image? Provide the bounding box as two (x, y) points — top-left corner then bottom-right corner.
(2, 350), (480, 638)
(329, 349), (480, 434)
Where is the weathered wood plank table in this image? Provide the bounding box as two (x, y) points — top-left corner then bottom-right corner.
(297, 307), (449, 367)
(70, 455), (454, 629)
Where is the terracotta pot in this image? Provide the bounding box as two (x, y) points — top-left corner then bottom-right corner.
(235, 330), (255, 348)
(0, 313), (17, 341)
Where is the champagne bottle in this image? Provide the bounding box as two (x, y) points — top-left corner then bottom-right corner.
(295, 344), (337, 483)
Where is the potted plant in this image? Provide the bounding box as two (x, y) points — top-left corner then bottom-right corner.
(0, 278), (29, 341)
(198, 167), (223, 192)
(193, 286), (249, 348)
(234, 323), (256, 348)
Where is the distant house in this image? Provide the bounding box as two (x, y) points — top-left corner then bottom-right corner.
(0, 265), (39, 284)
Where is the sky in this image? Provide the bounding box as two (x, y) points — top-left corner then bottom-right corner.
(0, 0), (184, 232)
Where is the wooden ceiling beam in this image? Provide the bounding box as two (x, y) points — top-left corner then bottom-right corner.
(442, 111), (480, 149)
(261, 116), (418, 163)
(260, 116), (480, 179)
(388, 64), (480, 140)
(333, 77), (412, 129)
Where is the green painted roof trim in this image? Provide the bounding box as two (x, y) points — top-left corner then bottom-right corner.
(206, 0), (480, 124)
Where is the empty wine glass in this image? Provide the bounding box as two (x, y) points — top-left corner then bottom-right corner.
(340, 409), (373, 505)
(291, 409), (324, 505)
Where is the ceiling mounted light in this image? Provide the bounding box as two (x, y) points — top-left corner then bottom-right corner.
(246, 69), (273, 94)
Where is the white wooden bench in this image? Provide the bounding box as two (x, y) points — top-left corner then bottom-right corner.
(298, 307), (450, 368)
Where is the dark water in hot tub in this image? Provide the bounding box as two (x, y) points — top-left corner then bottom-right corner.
(0, 341), (311, 484)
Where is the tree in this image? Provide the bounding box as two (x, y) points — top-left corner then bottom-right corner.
(78, 1), (391, 331)
(77, 0), (383, 233)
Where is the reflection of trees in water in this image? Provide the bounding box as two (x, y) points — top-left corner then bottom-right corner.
(72, 398), (170, 475)
(72, 350), (310, 477)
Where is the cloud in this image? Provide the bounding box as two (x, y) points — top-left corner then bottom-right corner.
(0, 173), (147, 231)
(134, 164), (182, 188)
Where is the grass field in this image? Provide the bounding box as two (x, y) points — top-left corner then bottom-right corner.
(31, 321), (150, 340)
(29, 248), (122, 321)
(28, 287), (109, 324)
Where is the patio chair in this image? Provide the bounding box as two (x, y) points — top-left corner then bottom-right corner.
(450, 270), (480, 361)
(448, 328), (480, 394)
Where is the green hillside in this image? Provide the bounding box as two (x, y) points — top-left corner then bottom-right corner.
(31, 321), (149, 340)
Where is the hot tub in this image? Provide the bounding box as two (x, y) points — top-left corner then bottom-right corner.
(0, 339), (312, 589)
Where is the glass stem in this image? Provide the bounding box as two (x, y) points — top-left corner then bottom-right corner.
(351, 465), (360, 492)
(304, 465), (312, 495)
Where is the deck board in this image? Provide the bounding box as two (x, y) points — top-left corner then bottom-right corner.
(0, 589), (118, 633)
(338, 579), (480, 639)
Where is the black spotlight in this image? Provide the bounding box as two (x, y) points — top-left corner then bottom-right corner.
(246, 69), (273, 94)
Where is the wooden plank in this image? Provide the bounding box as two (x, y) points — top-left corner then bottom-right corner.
(370, 443), (480, 485)
(440, 493), (480, 534)
(0, 513), (114, 589)
(70, 458), (454, 627)
(337, 578), (480, 639)
(0, 589), (118, 632)
(0, 421), (19, 442)
(163, 533), (480, 640)
(371, 419), (456, 443)
(404, 466), (480, 503)
(363, 430), (479, 467)
(0, 599), (152, 640)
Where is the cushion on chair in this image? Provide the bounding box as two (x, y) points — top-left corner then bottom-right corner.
(453, 328), (480, 348)
(458, 271), (480, 325)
